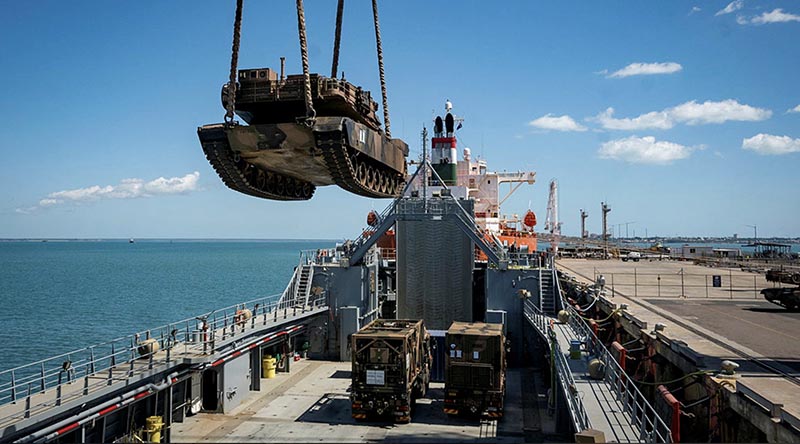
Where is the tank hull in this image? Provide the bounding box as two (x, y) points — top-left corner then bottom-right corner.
(200, 117), (408, 200)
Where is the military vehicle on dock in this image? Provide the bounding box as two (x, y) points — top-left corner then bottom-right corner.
(198, 67), (408, 201)
(762, 268), (800, 310)
(444, 322), (506, 418)
(350, 319), (432, 423)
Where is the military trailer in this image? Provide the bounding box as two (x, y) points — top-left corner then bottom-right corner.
(350, 319), (432, 423)
(444, 322), (506, 418)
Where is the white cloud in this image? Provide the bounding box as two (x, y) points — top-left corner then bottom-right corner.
(591, 100), (771, 130)
(669, 99), (771, 124)
(689, 6), (702, 15)
(18, 172), (200, 213)
(607, 62), (683, 78)
(593, 108), (673, 130)
(750, 8), (800, 24)
(528, 114), (587, 132)
(599, 136), (695, 165)
(787, 105), (800, 114)
(742, 134), (800, 155)
(716, 0), (744, 16)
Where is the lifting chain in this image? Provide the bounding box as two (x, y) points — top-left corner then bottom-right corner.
(331, 0), (345, 78)
(295, 0), (317, 125)
(371, 0), (391, 138)
(225, 0), (245, 125)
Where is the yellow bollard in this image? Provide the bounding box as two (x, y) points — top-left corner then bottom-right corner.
(262, 355), (277, 379)
(145, 416), (163, 443)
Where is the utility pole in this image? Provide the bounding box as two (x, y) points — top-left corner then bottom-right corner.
(601, 202), (611, 258)
(622, 221), (636, 239)
(580, 209), (588, 239)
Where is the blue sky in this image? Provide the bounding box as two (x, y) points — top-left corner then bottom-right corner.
(1, 1), (798, 239)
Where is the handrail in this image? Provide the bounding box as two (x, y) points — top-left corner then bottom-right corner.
(558, 284), (672, 442)
(0, 284), (328, 427)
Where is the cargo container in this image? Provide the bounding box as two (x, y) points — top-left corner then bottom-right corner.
(444, 322), (506, 418)
(350, 319), (432, 423)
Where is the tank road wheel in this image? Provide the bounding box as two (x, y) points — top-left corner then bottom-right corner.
(357, 162), (368, 185)
(301, 182), (313, 199)
(255, 170), (267, 189)
(292, 179), (304, 198)
(367, 165), (377, 189)
(286, 177), (296, 196)
(275, 176), (286, 195)
(265, 172), (277, 193)
(377, 173), (387, 194)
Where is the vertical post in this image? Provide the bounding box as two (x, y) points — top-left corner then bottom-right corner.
(611, 273), (615, 297)
(40, 362), (46, 393)
(56, 383), (62, 406)
(10, 370), (16, 403)
(108, 367), (114, 386)
(657, 275), (661, 297)
(705, 275), (709, 298)
(89, 346), (96, 374)
(25, 384), (31, 418)
(110, 343), (116, 368)
(129, 350), (135, 379)
(83, 368), (90, 395)
(634, 268), (638, 297)
(753, 275), (758, 299)
(680, 268), (685, 298)
(729, 269), (733, 299)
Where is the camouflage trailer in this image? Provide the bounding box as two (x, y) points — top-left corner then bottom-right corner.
(350, 319), (432, 423)
(198, 68), (408, 201)
(444, 322), (506, 418)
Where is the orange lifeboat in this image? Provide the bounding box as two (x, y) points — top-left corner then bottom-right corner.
(523, 210), (537, 228)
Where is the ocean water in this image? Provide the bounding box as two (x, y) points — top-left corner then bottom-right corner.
(0, 240), (333, 372)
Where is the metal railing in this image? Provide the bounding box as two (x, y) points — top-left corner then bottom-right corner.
(523, 265), (672, 442)
(523, 298), (591, 432)
(560, 299), (672, 442)
(0, 284), (327, 427)
(591, 267), (790, 299)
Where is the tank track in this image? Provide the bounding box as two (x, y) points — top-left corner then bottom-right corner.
(198, 124), (315, 201)
(315, 130), (404, 199)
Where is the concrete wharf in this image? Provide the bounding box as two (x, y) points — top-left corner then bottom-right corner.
(557, 258), (800, 442)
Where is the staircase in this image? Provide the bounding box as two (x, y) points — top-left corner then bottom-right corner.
(540, 269), (557, 315)
(294, 264), (313, 309)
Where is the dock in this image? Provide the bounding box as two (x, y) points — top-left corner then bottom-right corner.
(557, 258), (800, 442)
(172, 360), (538, 443)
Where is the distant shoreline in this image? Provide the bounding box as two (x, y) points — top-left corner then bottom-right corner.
(0, 238), (341, 242)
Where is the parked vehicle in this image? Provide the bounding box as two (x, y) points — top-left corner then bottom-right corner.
(350, 319), (432, 423)
(444, 322), (506, 418)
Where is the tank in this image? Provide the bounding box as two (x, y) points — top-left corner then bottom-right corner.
(444, 321), (506, 418)
(198, 67), (408, 201)
(350, 319), (432, 423)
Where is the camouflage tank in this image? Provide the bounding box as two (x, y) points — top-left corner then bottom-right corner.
(198, 67), (408, 201)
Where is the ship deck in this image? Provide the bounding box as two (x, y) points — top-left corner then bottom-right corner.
(173, 360), (541, 443)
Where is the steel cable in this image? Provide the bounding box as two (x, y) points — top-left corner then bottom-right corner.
(331, 0), (345, 78)
(295, 0), (316, 122)
(371, 0), (391, 138)
(225, 0), (244, 124)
